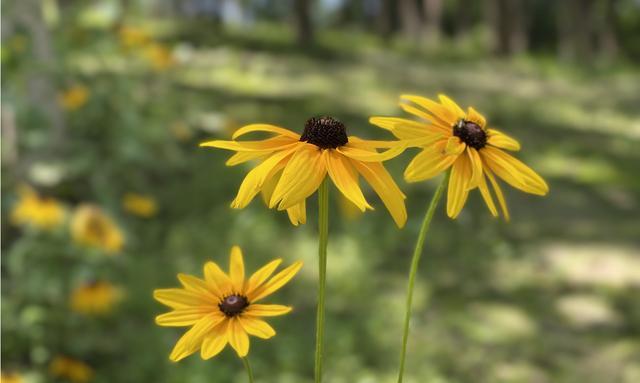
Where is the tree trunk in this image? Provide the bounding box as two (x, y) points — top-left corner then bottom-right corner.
(422, 0), (443, 45)
(598, 0), (618, 58)
(293, 0), (314, 46)
(487, 0), (528, 55)
(557, 0), (595, 61)
(399, 0), (421, 41)
(377, 0), (395, 40)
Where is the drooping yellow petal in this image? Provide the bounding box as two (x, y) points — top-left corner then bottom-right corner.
(401, 94), (458, 126)
(225, 151), (267, 166)
(481, 147), (548, 195)
(446, 154), (472, 218)
(227, 318), (250, 357)
(200, 322), (229, 360)
(337, 143), (406, 162)
(466, 107), (486, 128)
(368, 117), (448, 138)
(169, 314), (225, 362)
(269, 145), (327, 210)
(248, 261), (303, 302)
(154, 289), (214, 310)
(229, 246), (245, 293)
(487, 129), (521, 151)
(404, 140), (457, 182)
(399, 102), (435, 122)
(477, 174), (498, 217)
(244, 304), (293, 317)
(204, 262), (233, 297)
(444, 136), (466, 156)
(350, 160), (407, 228)
(238, 316), (276, 339)
(485, 168), (510, 221)
(438, 94), (465, 119)
(177, 274), (220, 299)
(245, 259), (283, 296)
(326, 151), (372, 212)
(286, 201), (306, 226)
(466, 147), (483, 189)
(232, 124), (300, 140)
(155, 307), (213, 327)
(231, 147), (297, 209)
(200, 137), (297, 152)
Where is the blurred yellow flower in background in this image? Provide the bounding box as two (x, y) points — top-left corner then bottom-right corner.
(49, 357), (93, 383)
(118, 26), (151, 49)
(201, 117), (408, 227)
(58, 85), (89, 111)
(371, 94), (548, 220)
(70, 204), (124, 254)
(154, 246), (302, 361)
(70, 281), (122, 316)
(142, 43), (174, 71)
(122, 193), (158, 218)
(170, 121), (193, 142)
(11, 185), (65, 230)
(1, 371), (23, 383)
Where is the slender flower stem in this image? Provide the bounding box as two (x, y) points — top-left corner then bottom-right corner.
(315, 179), (330, 383)
(397, 170), (450, 383)
(242, 357), (254, 383)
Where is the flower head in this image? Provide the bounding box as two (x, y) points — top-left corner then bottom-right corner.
(11, 185), (65, 230)
(370, 94), (548, 220)
(70, 281), (122, 316)
(70, 204), (124, 254)
(58, 85), (89, 111)
(122, 193), (158, 218)
(49, 356), (93, 383)
(1, 371), (24, 383)
(201, 117), (408, 227)
(142, 43), (174, 71)
(118, 26), (151, 49)
(154, 246), (302, 361)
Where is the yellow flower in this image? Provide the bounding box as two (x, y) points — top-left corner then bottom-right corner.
(154, 246), (302, 361)
(118, 26), (150, 49)
(11, 185), (65, 230)
(201, 117), (408, 227)
(370, 94), (549, 220)
(70, 281), (122, 316)
(58, 85), (89, 111)
(122, 193), (158, 218)
(70, 204), (124, 254)
(49, 356), (93, 383)
(1, 371), (23, 383)
(142, 43), (174, 71)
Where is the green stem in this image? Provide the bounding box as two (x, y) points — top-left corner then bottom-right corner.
(242, 357), (254, 383)
(315, 179), (329, 383)
(397, 171), (450, 383)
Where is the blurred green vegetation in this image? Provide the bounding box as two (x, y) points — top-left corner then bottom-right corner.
(2, 1), (640, 383)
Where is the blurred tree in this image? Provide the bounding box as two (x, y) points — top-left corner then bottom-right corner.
(377, 0), (397, 39)
(486, 0), (528, 55)
(399, 0), (422, 40)
(557, 0), (595, 60)
(293, 0), (314, 45)
(597, 0), (619, 57)
(422, 0), (443, 45)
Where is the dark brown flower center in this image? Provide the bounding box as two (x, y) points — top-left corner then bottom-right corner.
(300, 116), (348, 149)
(218, 294), (249, 317)
(453, 119), (487, 149)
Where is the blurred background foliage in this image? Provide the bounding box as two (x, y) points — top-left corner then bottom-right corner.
(2, 0), (640, 382)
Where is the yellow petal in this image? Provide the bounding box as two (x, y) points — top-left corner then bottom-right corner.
(154, 288), (213, 310)
(238, 316), (276, 339)
(466, 147), (483, 189)
(204, 262), (233, 297)
(227, 318), (250, 357)
(444, 136), (466, 156)
(404, 141), (457, 182)
(199, 137), (296, 152)
(487, 129), (521, 151)
(155, 307), (212, 327)
(177, 274), (220, 299)
(244, 304), (293, 317)
(326, 151), (372, 212)
(269, 145), (326, 210)
(286, 200), (306, 226)
(248, 261), (303, 302)
(225, 151), (268, 166)
(200, 322), (229, 360)
(485, 168), (510, 221)
(368, 117), (448, 138)
(337, 143), (406, 162)
(231, 147), (297, 209)
(446, 154), (472, 219)
(351, 160), (407, 228)
(466, 107), (487, 128)
(481, 147), (548, 195)
(245, 259), (283, 296)
(401, 94), (458, 126)
(232, 124), (300, 140)
(477, 174), (498, 217)
(438, 94), (465, 119)
(229, 246), (245, 293)
(169, 314), (225, 362)
(399, 102), (434, 122)
(349, 136), (421, 149)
